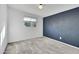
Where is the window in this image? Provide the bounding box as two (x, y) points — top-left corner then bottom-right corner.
(24, 17), (37, 27)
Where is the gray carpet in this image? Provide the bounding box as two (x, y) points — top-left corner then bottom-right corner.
(5, 37), (79, 54)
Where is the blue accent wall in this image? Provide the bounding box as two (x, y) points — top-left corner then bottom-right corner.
(43, 7), (79, 47)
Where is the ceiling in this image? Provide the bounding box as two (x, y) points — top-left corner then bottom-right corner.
(8, 4), (79, 17)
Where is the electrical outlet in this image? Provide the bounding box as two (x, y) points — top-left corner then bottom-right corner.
(59, 37), (62, 40)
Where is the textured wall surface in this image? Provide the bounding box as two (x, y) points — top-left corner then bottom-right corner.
(43, 7), (79, 47)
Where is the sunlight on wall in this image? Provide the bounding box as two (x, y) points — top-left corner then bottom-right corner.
(0, 25), (6, 46)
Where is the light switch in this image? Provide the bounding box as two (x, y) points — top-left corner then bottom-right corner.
(59, 37), (62, 40)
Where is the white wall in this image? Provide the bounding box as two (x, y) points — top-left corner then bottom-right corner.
(0, 5), (8, 54)
(8, 7), (43, 43)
